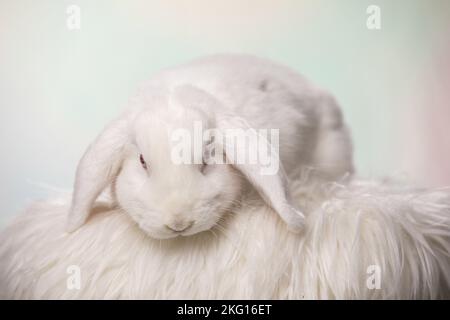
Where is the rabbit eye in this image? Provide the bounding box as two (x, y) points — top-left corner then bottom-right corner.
(200, 158), (208, 174)
(200, 140), (216, 174)
(139, 154), (148, 170)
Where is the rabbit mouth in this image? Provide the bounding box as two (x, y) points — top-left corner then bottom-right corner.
(137, 221), (201, 239)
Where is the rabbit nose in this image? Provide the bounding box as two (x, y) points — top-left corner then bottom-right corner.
(165, 220), (194, 233)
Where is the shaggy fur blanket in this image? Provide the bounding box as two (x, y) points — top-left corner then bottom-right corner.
(0, 175), (449, 299)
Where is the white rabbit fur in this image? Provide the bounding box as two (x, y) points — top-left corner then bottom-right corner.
(0, 173), (449, 299)
(67, 54), (354, 239)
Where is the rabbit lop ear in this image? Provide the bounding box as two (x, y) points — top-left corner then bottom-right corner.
(217, 113), (305, 233)
(66, 114), (132, 232)
(170, 85), (305, 232)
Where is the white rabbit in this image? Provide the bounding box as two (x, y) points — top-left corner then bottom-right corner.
(67, 54), (354, 239)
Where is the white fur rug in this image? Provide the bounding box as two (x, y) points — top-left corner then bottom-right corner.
(0, 175), (449, 299)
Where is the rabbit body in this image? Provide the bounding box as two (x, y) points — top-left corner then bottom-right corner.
(67, 54), (353, 237)
(142, 54), (354, 178)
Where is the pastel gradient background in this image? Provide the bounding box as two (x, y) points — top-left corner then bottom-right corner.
(1, 0), (449, 225)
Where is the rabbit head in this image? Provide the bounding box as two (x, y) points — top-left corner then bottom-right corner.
(67, 85), (304, 239)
